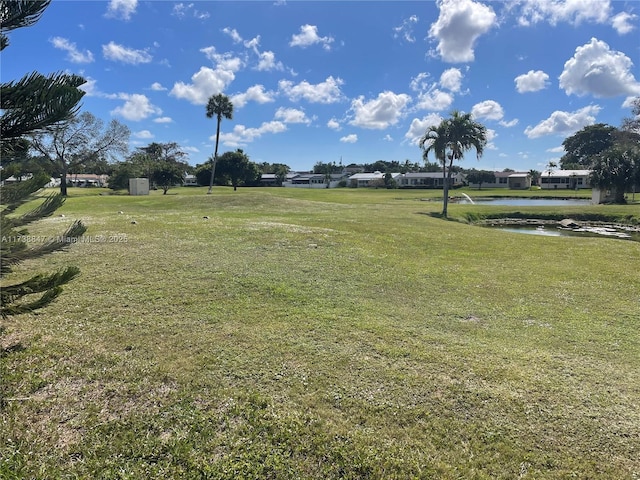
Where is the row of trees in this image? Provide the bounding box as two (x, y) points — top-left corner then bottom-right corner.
(108, 142), (189, 194)
(559, 100), (640, 203)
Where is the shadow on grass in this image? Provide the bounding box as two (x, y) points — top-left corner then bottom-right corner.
(416, 212), (460, 222)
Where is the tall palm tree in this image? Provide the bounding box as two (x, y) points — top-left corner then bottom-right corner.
(205, 93), (233, 194)
(419, 110), (487, 217)
(545, 160), (557, 190)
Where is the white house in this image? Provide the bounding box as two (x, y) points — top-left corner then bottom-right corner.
(348, 171), (402, 187)
(540, 169), (591, 190)
(466, 171), (531, 189)
(397, 171), (465, 188)
(183, 173), (198, 186)
(282, 172), (347, 188)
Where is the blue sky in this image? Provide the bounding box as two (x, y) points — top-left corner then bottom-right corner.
(3, 0), (640, 172)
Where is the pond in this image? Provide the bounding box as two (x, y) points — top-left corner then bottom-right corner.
(457, 197), (592, 206)
(492, 225), (640, 242)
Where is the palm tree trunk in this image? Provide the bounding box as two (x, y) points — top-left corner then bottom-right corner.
(442, 162), (449, 217)
(208, 116), (222, 194)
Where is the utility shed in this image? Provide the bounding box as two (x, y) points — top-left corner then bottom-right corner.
(129, 178), (149, 195)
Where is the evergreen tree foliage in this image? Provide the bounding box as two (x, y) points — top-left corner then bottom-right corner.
(1, 0), (87, 319)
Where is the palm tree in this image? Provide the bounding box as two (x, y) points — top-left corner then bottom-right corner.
(419, 110), (487, 217)
(205, 93), (233, 194)
(545, 161), (557, 190)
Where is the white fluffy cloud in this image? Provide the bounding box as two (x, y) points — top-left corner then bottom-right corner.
(257, 51), (284, 71)
(340, 134), (358, 143)
(150, 82), (167, 91)
(472, 100), (504, 120)
(559, 38), (640, 98)
(410, 71), (458, 111)
(218, 121), (287, 147)
(171, 48), (243, 105)
(515, 0), (612, 27)
(349, 91), (411, 129)
(105, 0), (137, 20)
(50, 37), (94, 63)
(415, 89), (454, 111)
(111, 94), (161, 121)
(289, 25), (334, 50)
(279, 76), (344, 104)
(611, 12), (637, 35)
(153, 117), (173, 123)
(514, 70), (549, 93)
(103, 41), (152, 64)
(274, 107), (311, 124)
(439, 68), (463, 92)
(231, 85), (275, 108)
(134, 130), (154, 139)
(428, 0), (497, 63)
(327, 118), (341, 130)
(171, 67), (235, 105)
(524, 105), (601, 138)
(222, 27), (243, 43)
(404, 114), (444, 146)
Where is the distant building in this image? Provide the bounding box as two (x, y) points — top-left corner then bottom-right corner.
(540, 169), (591, 190)
(183, 173), (198, 186)
(348, 171), (402, 188)
(65, 174), (109, 187)
(466, 171), (531, 189)
(280, 172), (348, 188)
(397, 171), (465, 189)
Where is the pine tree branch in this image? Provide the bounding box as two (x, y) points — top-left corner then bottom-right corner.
(1, 220), (87, 276)
(0, 172), (50, 213)
(0, 266), (79, 318)
(9, 193), (65, 228)
(0, 1), (51, 51)
(0, 72), (85, 139)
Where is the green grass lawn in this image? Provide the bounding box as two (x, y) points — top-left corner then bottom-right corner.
(2, 186), (639, 479)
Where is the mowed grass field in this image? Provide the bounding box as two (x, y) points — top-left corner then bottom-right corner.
(2, 187), (639, 479)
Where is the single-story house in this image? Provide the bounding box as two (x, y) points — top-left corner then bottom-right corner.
(282, 172), (348, 188)
(348, 171), (402, 188)
(184, 173), (198, 186)
(506, 173), (531, 189)
(467, 171), (531, 189)
(540, 169), (591, 189)
(260, 173), (280, 186)
(397, 171), (465, 188)
(66, 174), (109, 187)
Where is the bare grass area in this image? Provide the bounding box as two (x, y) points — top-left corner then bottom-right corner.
(2, 187), (639, 479)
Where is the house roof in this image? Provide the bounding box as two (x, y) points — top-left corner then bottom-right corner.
(349, 172), (401, 180)
(492, 171), (529, 178)
(542, 169), (591, 177)
(401, 172), (459, 179)
(66, 173), (108, 180)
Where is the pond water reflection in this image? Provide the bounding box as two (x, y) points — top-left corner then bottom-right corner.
(459, 198), (592, 206)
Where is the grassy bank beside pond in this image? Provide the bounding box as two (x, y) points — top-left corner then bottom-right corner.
(2, 187), (639, 479)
